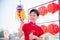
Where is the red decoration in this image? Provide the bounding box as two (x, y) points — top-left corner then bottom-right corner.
(48, 23), (59, 35)
(40, 25), (48, 34)
(38, 6), (48, 16)
(16, 5), (26, 22)
(48, 3), (59, 14)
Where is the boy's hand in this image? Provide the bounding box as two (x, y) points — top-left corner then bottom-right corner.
(20, 18), (24, 26)
(29, 31), (38, 40)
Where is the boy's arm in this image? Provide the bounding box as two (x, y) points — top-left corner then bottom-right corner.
(18, 27), (24, 38)
(18, 21), (24, 38)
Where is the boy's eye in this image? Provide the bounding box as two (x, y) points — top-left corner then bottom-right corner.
(30, 15), (35, 17)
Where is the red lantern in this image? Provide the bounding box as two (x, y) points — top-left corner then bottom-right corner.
(40, 25), (48, 34)
(38, 6), (48, 16)
(48, 3), (59, 14)
(48, 23), (59, 35)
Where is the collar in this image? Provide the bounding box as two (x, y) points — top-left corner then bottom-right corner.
(30, 21), (36, 25)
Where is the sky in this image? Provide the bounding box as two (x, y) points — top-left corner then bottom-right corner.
(0, 0), (59, 34)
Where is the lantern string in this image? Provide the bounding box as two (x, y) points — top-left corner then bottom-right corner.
(37, 20), (60, 24)
(19, 0), (21, 5)
(28, 0), (57, 11)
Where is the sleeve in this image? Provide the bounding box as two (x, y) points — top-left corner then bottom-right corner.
(22, 24), (26, 33)
(39, 27), (44, 36)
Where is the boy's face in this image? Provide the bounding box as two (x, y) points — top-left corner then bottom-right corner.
(29, 12), (39, 22)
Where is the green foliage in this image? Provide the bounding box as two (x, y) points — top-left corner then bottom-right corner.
(0, 30), (4, 38)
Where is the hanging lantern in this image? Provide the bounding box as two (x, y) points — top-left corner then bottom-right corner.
(48, 3), (59, 14)
(48, 23), (59, 35)
(38, 6), (48, 16)
(40, 25), (48, 34)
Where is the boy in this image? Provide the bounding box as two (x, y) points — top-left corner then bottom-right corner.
(18, 9), (44, 40)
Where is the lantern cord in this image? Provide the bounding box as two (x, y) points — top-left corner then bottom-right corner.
(37, 20), (60, 24)
(28, 0), (57, 11)
(19, 0), (21, 5)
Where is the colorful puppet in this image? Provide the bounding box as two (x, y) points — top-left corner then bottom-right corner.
(16, 5), (26, 22)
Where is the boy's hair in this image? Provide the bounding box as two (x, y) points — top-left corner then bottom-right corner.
(30, 9), (39, 16)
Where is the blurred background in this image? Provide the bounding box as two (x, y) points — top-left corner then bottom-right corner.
(0, 0), (60, 40)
